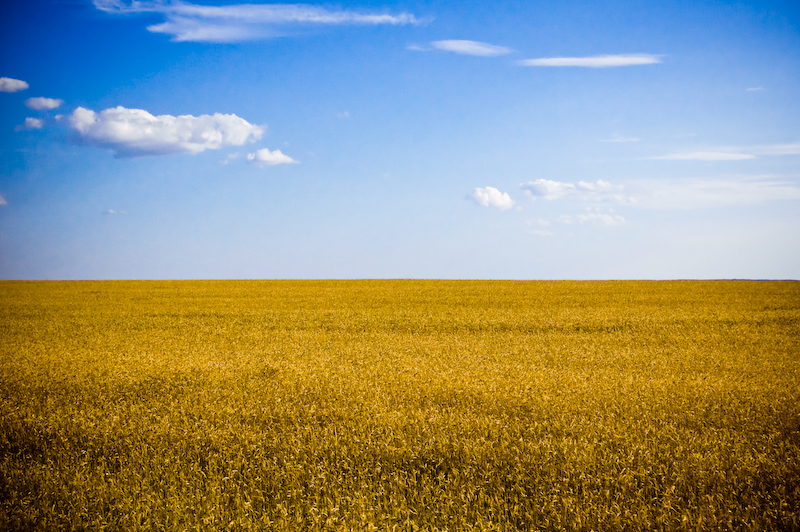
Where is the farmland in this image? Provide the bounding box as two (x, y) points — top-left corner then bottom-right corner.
(1, 280), (798, 530)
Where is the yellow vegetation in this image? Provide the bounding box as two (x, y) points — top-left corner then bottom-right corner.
(1, 280), (798, 530)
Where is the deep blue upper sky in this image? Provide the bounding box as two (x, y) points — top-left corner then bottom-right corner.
(1, 0), (799, 279)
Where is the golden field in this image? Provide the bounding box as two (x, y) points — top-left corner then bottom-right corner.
(0, 280), (798, 531)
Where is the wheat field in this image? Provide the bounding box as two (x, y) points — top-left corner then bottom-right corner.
(1, 280), (798, 531)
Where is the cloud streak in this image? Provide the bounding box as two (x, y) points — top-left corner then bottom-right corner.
(520, 179), (619, 200)
(69, 106), (263, 157)
(650, 151), (755, 161)
(93, 1), (419, 42)
(629, 177), (800, 209)
(432, 40), (512, 57)
(520, 54), (661, 68)
(0, 77), (29, 92)
(559, 213), (626, 226)
(649, 143), (800, 161)
(470, 186), (515, 210)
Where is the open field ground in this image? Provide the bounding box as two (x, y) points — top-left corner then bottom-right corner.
(1, 280), (799, 531)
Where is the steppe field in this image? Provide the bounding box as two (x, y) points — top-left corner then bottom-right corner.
(0, 280), (798, 531)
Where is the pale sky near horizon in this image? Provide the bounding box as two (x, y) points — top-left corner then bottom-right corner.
(1, 0), (799, 280)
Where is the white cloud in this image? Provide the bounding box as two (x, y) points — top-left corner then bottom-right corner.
(628, 177), (800, 209)
(102, 209), (128, 215)
(247, 148), (298, 166)
(93, 1), (419, 42)
(576, 180), (614, 193)
(520, 179), (617, 200)
(221, 152), (241, 165)
(649, 142), (800, 161)
(749, 142), (800, 156)
(521, 179), (576, 199)
(470, 186), (515, 210)
(68, 106), (263, 157)
(601, 135), (640, 143)
(526, 219), (554, 236)
(0, 77), (29, 92)
(15, 118), (44, 131)
(650, 151), (755, 161)
(520, 174), (800, 212)
(432, 40), (512, 57)
(559, 213), (625, 226)
(0, 194), (6, 206)
(746, 87), (765, 92)
(520, 54), (662, 68)
(25, 97), (64, 110)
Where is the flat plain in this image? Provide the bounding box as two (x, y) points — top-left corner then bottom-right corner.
(0, 280), (798, 531)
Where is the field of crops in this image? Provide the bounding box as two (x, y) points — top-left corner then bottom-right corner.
(1, 280), (798, 531)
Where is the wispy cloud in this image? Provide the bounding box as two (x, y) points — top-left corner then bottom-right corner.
(247, 147), (298, 166)
(469, 186), (515, 210)
(0, 77), (28, 92)
(69, 106), (263, 157)
(0, 193), (7, 206)
(749, 142), (800, 156)
(520, 54), (662, 68)
(649, 142), (800, 161)
(102, 209), (128, 215)
(559, 213), (625, 226)
(601, 135), (640, 143)
(406, 44), (428, 52)
(25, 97), (63, 110)
(746, 87), (765, 92)
(431, 40), (512, 57)
(520, 179), (620, 200)
(15, 117), (44, 131)
(650, 151), (755, 161)
(93, 1), (419, 42)
(526, 219), (554, 236)
(522, 175), (800, 210)
(629, 177), (800, 209)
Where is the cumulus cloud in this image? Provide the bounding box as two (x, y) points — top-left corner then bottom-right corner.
(559, 213), (625, 226)
(470, 186), (515, 210)
(68, 106), (263, 157)
(520, 54), (661, 68)
(247, 147), (298, 166)
(25, 97), (64, 110)
(0, 77), (29, 92)
(431, 40), (512, 57)
(93, 0), (419, 42)
(520, 179), (616, 200)
(15, 118), (44, 131)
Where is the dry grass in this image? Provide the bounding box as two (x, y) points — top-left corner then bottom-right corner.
(1, 280), (798, 530)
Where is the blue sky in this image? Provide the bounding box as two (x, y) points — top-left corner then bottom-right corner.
(1, 0), (799, 279)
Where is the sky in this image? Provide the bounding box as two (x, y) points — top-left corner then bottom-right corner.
(1, 0), (799, 280)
